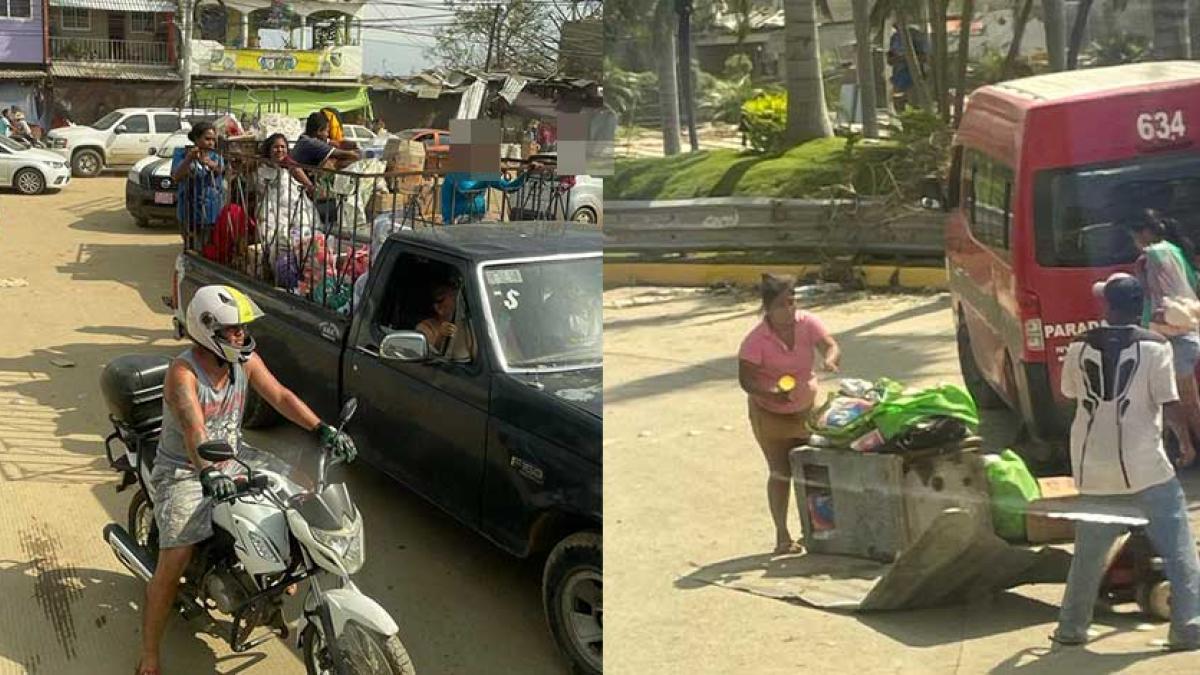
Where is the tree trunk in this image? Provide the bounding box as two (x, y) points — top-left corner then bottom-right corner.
(852, 0), (879, 137)
(1152, 0), (1191, 58)
(954, 0), (974, 127)
(1003, 0), (1034, 79)
(654, 14), (683, 156)
(1042, 0), (1067, 70)
(1191, 0), (1200, 57)
(930, 0), (950, 121)
(678, 0), (699, 152)
(1067, 0), (1095, 68)
(782, 0), (833, 143)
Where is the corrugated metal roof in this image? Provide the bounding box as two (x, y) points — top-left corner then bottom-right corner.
(49, 63), (180, 81)
(0, 69), (47, 81)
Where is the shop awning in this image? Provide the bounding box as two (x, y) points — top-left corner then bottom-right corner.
(49, 63), (180, 81)
(195, 85), (372, 119)
(49, 0), (174, 12)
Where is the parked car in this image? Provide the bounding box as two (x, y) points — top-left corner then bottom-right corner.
(342, 124), (379, 144)
(124, 130), (192, 227)
(0, 134), (72, 195)
(509, 153), (603, 224)
(46, 107), (228, 178)
(170, 222), (603, 675)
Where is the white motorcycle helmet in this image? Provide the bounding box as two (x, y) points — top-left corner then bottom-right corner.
(186, 285), (264, 363)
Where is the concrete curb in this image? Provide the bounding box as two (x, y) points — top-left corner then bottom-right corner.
(603, 263), (948, 290)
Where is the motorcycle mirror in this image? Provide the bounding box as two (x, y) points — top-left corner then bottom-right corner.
(197, 439), (235, 462)
(339, 398), (358, 425)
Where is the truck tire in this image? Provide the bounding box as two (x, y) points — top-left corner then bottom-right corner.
(242, 386), (280, 429)
(957, 323), (1005, 409)
(544, 531), (602, 675)
(72, 149), (103, 178)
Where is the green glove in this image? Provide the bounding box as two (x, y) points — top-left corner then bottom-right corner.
(315, 423), (357, 464)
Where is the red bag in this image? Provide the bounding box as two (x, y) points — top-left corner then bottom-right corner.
(203, 203), (255, 265)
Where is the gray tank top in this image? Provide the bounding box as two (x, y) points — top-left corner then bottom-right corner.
(156, 348), (247, 470)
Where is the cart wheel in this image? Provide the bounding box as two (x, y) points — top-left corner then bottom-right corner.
(1136, 580), (1171, 621)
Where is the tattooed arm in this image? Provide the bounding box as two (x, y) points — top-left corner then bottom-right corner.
(163, 360), (210, 470)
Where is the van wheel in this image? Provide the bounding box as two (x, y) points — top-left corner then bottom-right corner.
(242, 386), (280, 429)
(956, 323), (1004, 409)
(72, 149), (103, 177)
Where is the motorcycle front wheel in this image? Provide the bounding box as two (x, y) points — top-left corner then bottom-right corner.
(302, 620), (415, 675)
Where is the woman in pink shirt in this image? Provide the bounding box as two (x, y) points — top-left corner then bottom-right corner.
(738, 274), (840, 554)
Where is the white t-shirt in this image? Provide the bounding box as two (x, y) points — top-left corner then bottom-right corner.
(1060, 326), (1178, 495)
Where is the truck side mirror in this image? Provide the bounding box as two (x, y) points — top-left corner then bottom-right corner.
(114, 124), (128, 135)
(148, 147), (157, 156)
(380, 331), (429, 362)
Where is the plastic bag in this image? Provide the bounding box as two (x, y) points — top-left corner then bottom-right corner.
(817, 397), (874, 430)
(982, 449), (1041, 542)
(871, 383), (979, 440)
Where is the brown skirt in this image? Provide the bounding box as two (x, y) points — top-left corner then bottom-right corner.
(748, 400), (811, 451)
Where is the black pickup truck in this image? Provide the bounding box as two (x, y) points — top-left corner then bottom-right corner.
(170, 222), (603, 674)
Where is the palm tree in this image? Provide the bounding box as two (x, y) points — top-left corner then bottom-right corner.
(608, 0), (683, 155)
(781, 0), (833, 143)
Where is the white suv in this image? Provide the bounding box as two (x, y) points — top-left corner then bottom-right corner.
(47, 108), (220, 178)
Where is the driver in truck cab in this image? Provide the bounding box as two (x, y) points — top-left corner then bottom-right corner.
(137, 284), (358, 675)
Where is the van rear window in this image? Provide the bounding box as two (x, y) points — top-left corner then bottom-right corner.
(1034, 152), (1200, 267)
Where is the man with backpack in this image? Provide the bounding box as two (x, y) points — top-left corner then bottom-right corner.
(1052, 272), (1200, 651)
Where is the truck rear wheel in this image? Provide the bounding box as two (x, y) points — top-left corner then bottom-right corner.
(242, 386), (280, 429)
(957, 323), (1004, 409)
(544, 532), (602, 675)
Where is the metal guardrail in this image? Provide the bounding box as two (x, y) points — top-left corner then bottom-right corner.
(177, 148), (578, 315)
(51, 36), (169, 64)
(603, 197), (946, 259)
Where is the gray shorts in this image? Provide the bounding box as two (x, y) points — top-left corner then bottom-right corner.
(1170, 334), (1200, 377)
(149, 460), (243, 549)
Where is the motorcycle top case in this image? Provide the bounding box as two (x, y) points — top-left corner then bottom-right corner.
(100, 354), (171, 431)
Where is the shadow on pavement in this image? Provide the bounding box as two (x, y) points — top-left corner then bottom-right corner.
(58, 242), (179, 317)
(988, 641), (1171, 674)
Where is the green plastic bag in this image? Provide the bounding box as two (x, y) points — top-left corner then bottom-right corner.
(983, 449), (1041, 542)
(871, 381), (980, 440)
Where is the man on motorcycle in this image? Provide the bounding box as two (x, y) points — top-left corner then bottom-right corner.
(137, 284), (358, 675)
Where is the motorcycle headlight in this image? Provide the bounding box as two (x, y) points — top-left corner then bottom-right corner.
(311, 517), (364, 574)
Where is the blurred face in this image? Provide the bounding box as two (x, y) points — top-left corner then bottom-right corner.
(434, 289), (456, 320)
(196, 128), (217, 151)
(315, 123), (330, 141)
(269, 137), (288, 160)
(765, 290), (795, 328)
(218, 325), (246, 347)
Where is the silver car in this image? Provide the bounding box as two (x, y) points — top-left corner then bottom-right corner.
(0, 135), (72, 194)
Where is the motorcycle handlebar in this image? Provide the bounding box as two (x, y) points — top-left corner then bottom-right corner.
(201, 473), (271, 501)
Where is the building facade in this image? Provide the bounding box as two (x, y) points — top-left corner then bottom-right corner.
(0, 0), (49, 129)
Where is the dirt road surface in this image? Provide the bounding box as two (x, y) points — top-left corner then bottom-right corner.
(605, 286), (1200, 675)
(0, 178), (566, 675)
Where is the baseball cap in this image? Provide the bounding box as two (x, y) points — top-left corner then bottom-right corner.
(1092, 272), (1142, 310)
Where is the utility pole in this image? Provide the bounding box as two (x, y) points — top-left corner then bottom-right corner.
(180, 0), (193, 107)
(677, 0), (698, 151)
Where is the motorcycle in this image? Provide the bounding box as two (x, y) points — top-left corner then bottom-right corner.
(100, 355), (414, 675)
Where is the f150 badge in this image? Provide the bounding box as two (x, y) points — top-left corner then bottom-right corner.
(510, 456), (545, 484)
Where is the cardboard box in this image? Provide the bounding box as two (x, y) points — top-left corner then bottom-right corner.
(1025, 476), (1079, 544)
(384, 138), (426, 174)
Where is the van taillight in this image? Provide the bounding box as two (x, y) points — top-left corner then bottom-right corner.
(1019, 290), (1045, 351)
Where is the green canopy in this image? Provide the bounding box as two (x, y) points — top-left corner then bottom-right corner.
(199, 85), (372, 120)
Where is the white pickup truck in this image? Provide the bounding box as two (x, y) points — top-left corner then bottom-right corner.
(46, 107), (220, 178)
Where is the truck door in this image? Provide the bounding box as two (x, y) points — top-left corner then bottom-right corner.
(344, 248), (490, 526)
(109, 114), (152, 165)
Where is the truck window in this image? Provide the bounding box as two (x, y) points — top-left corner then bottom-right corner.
(154, 114), (182, 134)
(965, 149), (1013, 255)
(1033, 153), (1200, 267)
(374, 253), (477, 363)
(123, 115), (150, 134)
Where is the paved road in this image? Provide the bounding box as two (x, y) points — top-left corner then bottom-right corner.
(604, 285), (1200, 675)
(0, 178), (567, 675)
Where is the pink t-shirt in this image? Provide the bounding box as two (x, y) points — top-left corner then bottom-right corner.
(738, 310), (831, 414)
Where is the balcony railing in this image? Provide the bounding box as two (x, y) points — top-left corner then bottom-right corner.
(51, 36), (169, 64)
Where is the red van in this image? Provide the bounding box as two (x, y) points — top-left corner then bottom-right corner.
(945, 61), (1200, 460)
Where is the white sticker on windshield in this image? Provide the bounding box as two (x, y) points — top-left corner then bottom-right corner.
(503, 289), (521, 310)
(486, 268), (523, 285)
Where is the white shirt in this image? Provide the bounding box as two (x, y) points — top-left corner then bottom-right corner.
(1060, 327), (1178, 495)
